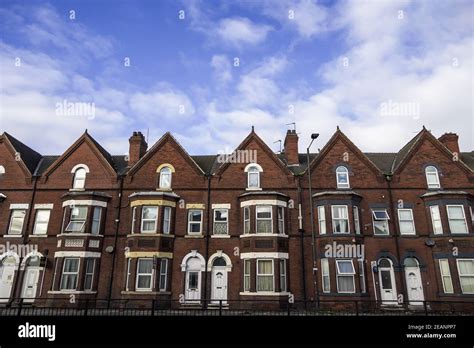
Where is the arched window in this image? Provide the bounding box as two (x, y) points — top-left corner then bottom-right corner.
(72, 168), (87, 189)
(159, 166), (172, 189)
(425, 166), (440, 189)
(0, 165), (5, 175)
(336, 166), (350, 189)
(245, 164), (262, 189)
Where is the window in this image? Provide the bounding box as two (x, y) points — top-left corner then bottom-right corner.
(243, 259), (251, 292)
(372, 209), (390, 235)
(318, 206), (326, 235)
(439, 259), (453, 294)
(447, 205), (468, 234)
(321, 258), (330, 293)
(72, 168), (86, 189)
(336, 166), (350, 189)
(247, 165), (260, 189)
(353, 206), (360, 234)
(125, 258), (131, 291)
(332, 205), (350, 234)
(277, 206), (285, 234)
(280, 259), (287, 292)
(60, 258), (80, 290)
(188, 210), (203, 234)
(159, 167), (172, 189)
(336, 260), (355, 293)
(159, 259), (168, 291)
(398, 209), (415, 235)
(8, 209), (26, 235)
(33, 209), (51, 235)
(84, 258), (95, 291)
(65, 206), (87, 233)
(0, 165), (5, 175)
(136, 258), (154, 291)
(141, 206), (158, 233)
(256, 206), (272, 233)
(430, 205), (443, 234)
(243, 207), (250, 234)
(358, 260), (366, 293)
(470, 206), (474, 230)
(425, 166), (440, 189)
(131, 207), (137, 234)
(91, 207), (102, 235)
(457, 259), (474, 294)
(163, 207), (171, 234)
(257, 260), (274, 292)
(213, 209), (228, 235)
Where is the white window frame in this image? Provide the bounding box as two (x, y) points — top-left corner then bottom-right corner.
(331, 205), (350, 234)
(8, 209), (26, 235)
(159, 259), (168, 291)
(84, 258), (96, 291)
(321, 258), (330, 293)
(131, 207), (137, 234)
(256, 259), (274, 292)
(430, 205), (443, 235)
(358, 260), (366, 293)
(163, 207), (171, 234)
(33, 209), (51, 235)
(336, 166), (350, 189)
(72, 168), (87, 189)
(243, 259), (251, 292)
(335, 259), (356, 294)
(447, 205), (468, 234)
(438, 259), (453, 294)
(318, 206), (326, 235)
(470, 206), (474, 231)
(398, 208), (416, 235)
(246, 165), (261, 189)
(277, 206), (285, 235)
(91, 207), (102, 235)
(136, 258), (154, 291)
(213, 208), (229, 235)
(159, 167), (172, 189)
(425, 166), (440, 189)
(353, 206), (360, 234)
(60, 258), (80, 291)
(280, 259), (287, 292)
(372, 209), (390, 235)
(243, 206), (250, 234)
(65, 206), (87, 233)
(125, 258), (132, 291)
(256, 206), (273, 234)
(456, 259), (474, 294)
(187, 209), (203, 234)
(141, 206), (158, 233)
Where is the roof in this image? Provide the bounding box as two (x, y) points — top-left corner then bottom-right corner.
(3, 132), (42, 174)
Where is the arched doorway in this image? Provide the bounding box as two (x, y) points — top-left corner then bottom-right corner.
(378, 258), (397, 305)
(21, 253), (43, 302)
(211, 257), (228, 304)
(0, 254), (19, 302)
(181, 252), (205, 303)
(404, 257), (424, 305)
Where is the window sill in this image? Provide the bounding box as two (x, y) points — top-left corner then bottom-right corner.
(121, 291), (171, 295)
(2, 234), (23, 238)
(240, 233), (288, 238)
(156, 188), (173, 192)
(57, 233), (103, 238)
(211, 235), (230, 238)
(127, 233), (174, 238)
(239, 291), (290, 296)
(69, 189), (86, 192)
(48, 290), (97, 294)
(245, 188), (262, 191)
(185, 234), (204, 238)
(29, 234), (48, 238)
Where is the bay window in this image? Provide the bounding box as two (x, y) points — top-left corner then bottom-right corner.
(243, 207), (250, 234)
(321, 258), (330, 293)
(332, 205), (349, 233)
(430, 205), (443, 234)
(447, 205), (468, 234)
(136, 258), (154, 291)
(65, 206), (87, 233)
(280, 259), (287, 292)
(243, 259), (251, 292)
(457, 259), (474, 294)
(318, 206), (326, 235)
(163, 207), (171, 234)
(60, 258), (80, 290)
(336, 260), (355, 293)
(256, 259), (274, 292)
(159, 259), (168, 291)
(256, 206), (272, 233)
(353, 206), (360, 234)
(141, 206), (158, 233)
(84, 258), (96, 291)
(277, 206), (285, 234)
(439, 259), (453, 294)
(91, 207), (102, 235)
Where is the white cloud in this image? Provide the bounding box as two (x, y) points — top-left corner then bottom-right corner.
(210, 54), (232, 84)
(215, 17), (273, 47)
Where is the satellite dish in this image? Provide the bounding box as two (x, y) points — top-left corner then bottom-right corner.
(425, 239), (435, 247)
(105, 246), (115, 254)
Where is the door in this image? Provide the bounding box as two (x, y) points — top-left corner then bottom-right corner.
(378, 258), (397, 305)
(0, 257), (17, 303)
(185, 271), (201, 302)
(406, 267), (424, 305)
(21, 267), (40, 302)
(211, 268), (228, 304)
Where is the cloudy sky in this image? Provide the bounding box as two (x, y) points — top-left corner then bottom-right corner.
(0, 0), (472, 156)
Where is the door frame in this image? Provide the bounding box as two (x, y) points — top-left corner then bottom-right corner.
(404, 258), (424, 306)
(211, 266), (228, 304)
(378, 258), (397, 305)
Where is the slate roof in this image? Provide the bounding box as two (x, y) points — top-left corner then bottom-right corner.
(3, 132), (42, 174)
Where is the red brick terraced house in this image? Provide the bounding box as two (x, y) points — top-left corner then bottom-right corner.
(0, 127), (473, 313)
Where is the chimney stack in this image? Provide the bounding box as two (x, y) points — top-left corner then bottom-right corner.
(128, 131), (147, 166)
(438, 133), (460, 154)
(284, 130), (299, 165)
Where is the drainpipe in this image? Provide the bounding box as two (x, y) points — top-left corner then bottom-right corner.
(297, 176), (307, 304)
(107, 175), (124, 301)
(386, 175), (407, 305)
(12, 175), (39, 301)
(203, 175), (212, 308)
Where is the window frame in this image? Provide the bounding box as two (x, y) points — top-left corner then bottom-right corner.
(256, 259), (274, 292)
(8, 209), (27, 235)
(331, 205), (350, 234)
(159, 259), (168, 292)
(91, 207), (102, 235)
(84, 258), (96, 291)
(336, 166), (350, 189)
(243, 259), (251, 292)
(60, 257), (80, 291)
(439, 259), (454, 294)
(447, 205), (468, 234)
(372, 209), (390, 235)
(277, 206), (285, 235)
(163, 207), (172, 234)
(159, 166), (172, 189)
(358, 259), (366, 293)
(321, 258), (330, 293)
(213, 208), (229, 235)
(131, 207), (137, 234)
(33, 209), (51, 235)
(141, 206), (158, 234)
(430, 205), (443, 235)
(247, 165), (261, 189)
(456, 259), (474, 294)
(353, 206), (360, 235)
(425, 166), (441, 189)
(243, 206), (250, 234)
(187, 209), (203, 235)
(136, 258), (154, 291)
(318, 206), (326, 235)
(64, 206), (88, 233)
(398, 208), (416, 235)
(256, 206), (273, 234)
(279, 259), (287, 292)
(72, 167), (87, 189)
(335, 259), (356, 294)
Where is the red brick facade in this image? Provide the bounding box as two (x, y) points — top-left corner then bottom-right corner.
(0, 127), (473, 311)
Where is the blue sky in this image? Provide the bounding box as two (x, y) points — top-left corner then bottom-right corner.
(0, 0), (472, 155)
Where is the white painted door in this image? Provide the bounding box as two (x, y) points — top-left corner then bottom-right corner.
(211, 268), (227, 304)
(405, 267), (424, 305)
(379, 268), (397, 304)
(0, 261), (16, 302)
(185, 271), (201, 302)
(21, 267), (40, 302)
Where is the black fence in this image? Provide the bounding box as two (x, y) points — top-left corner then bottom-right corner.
(0, 298), (472, 316)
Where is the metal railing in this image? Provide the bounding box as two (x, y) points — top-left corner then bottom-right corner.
(0, 298), (472, 316)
